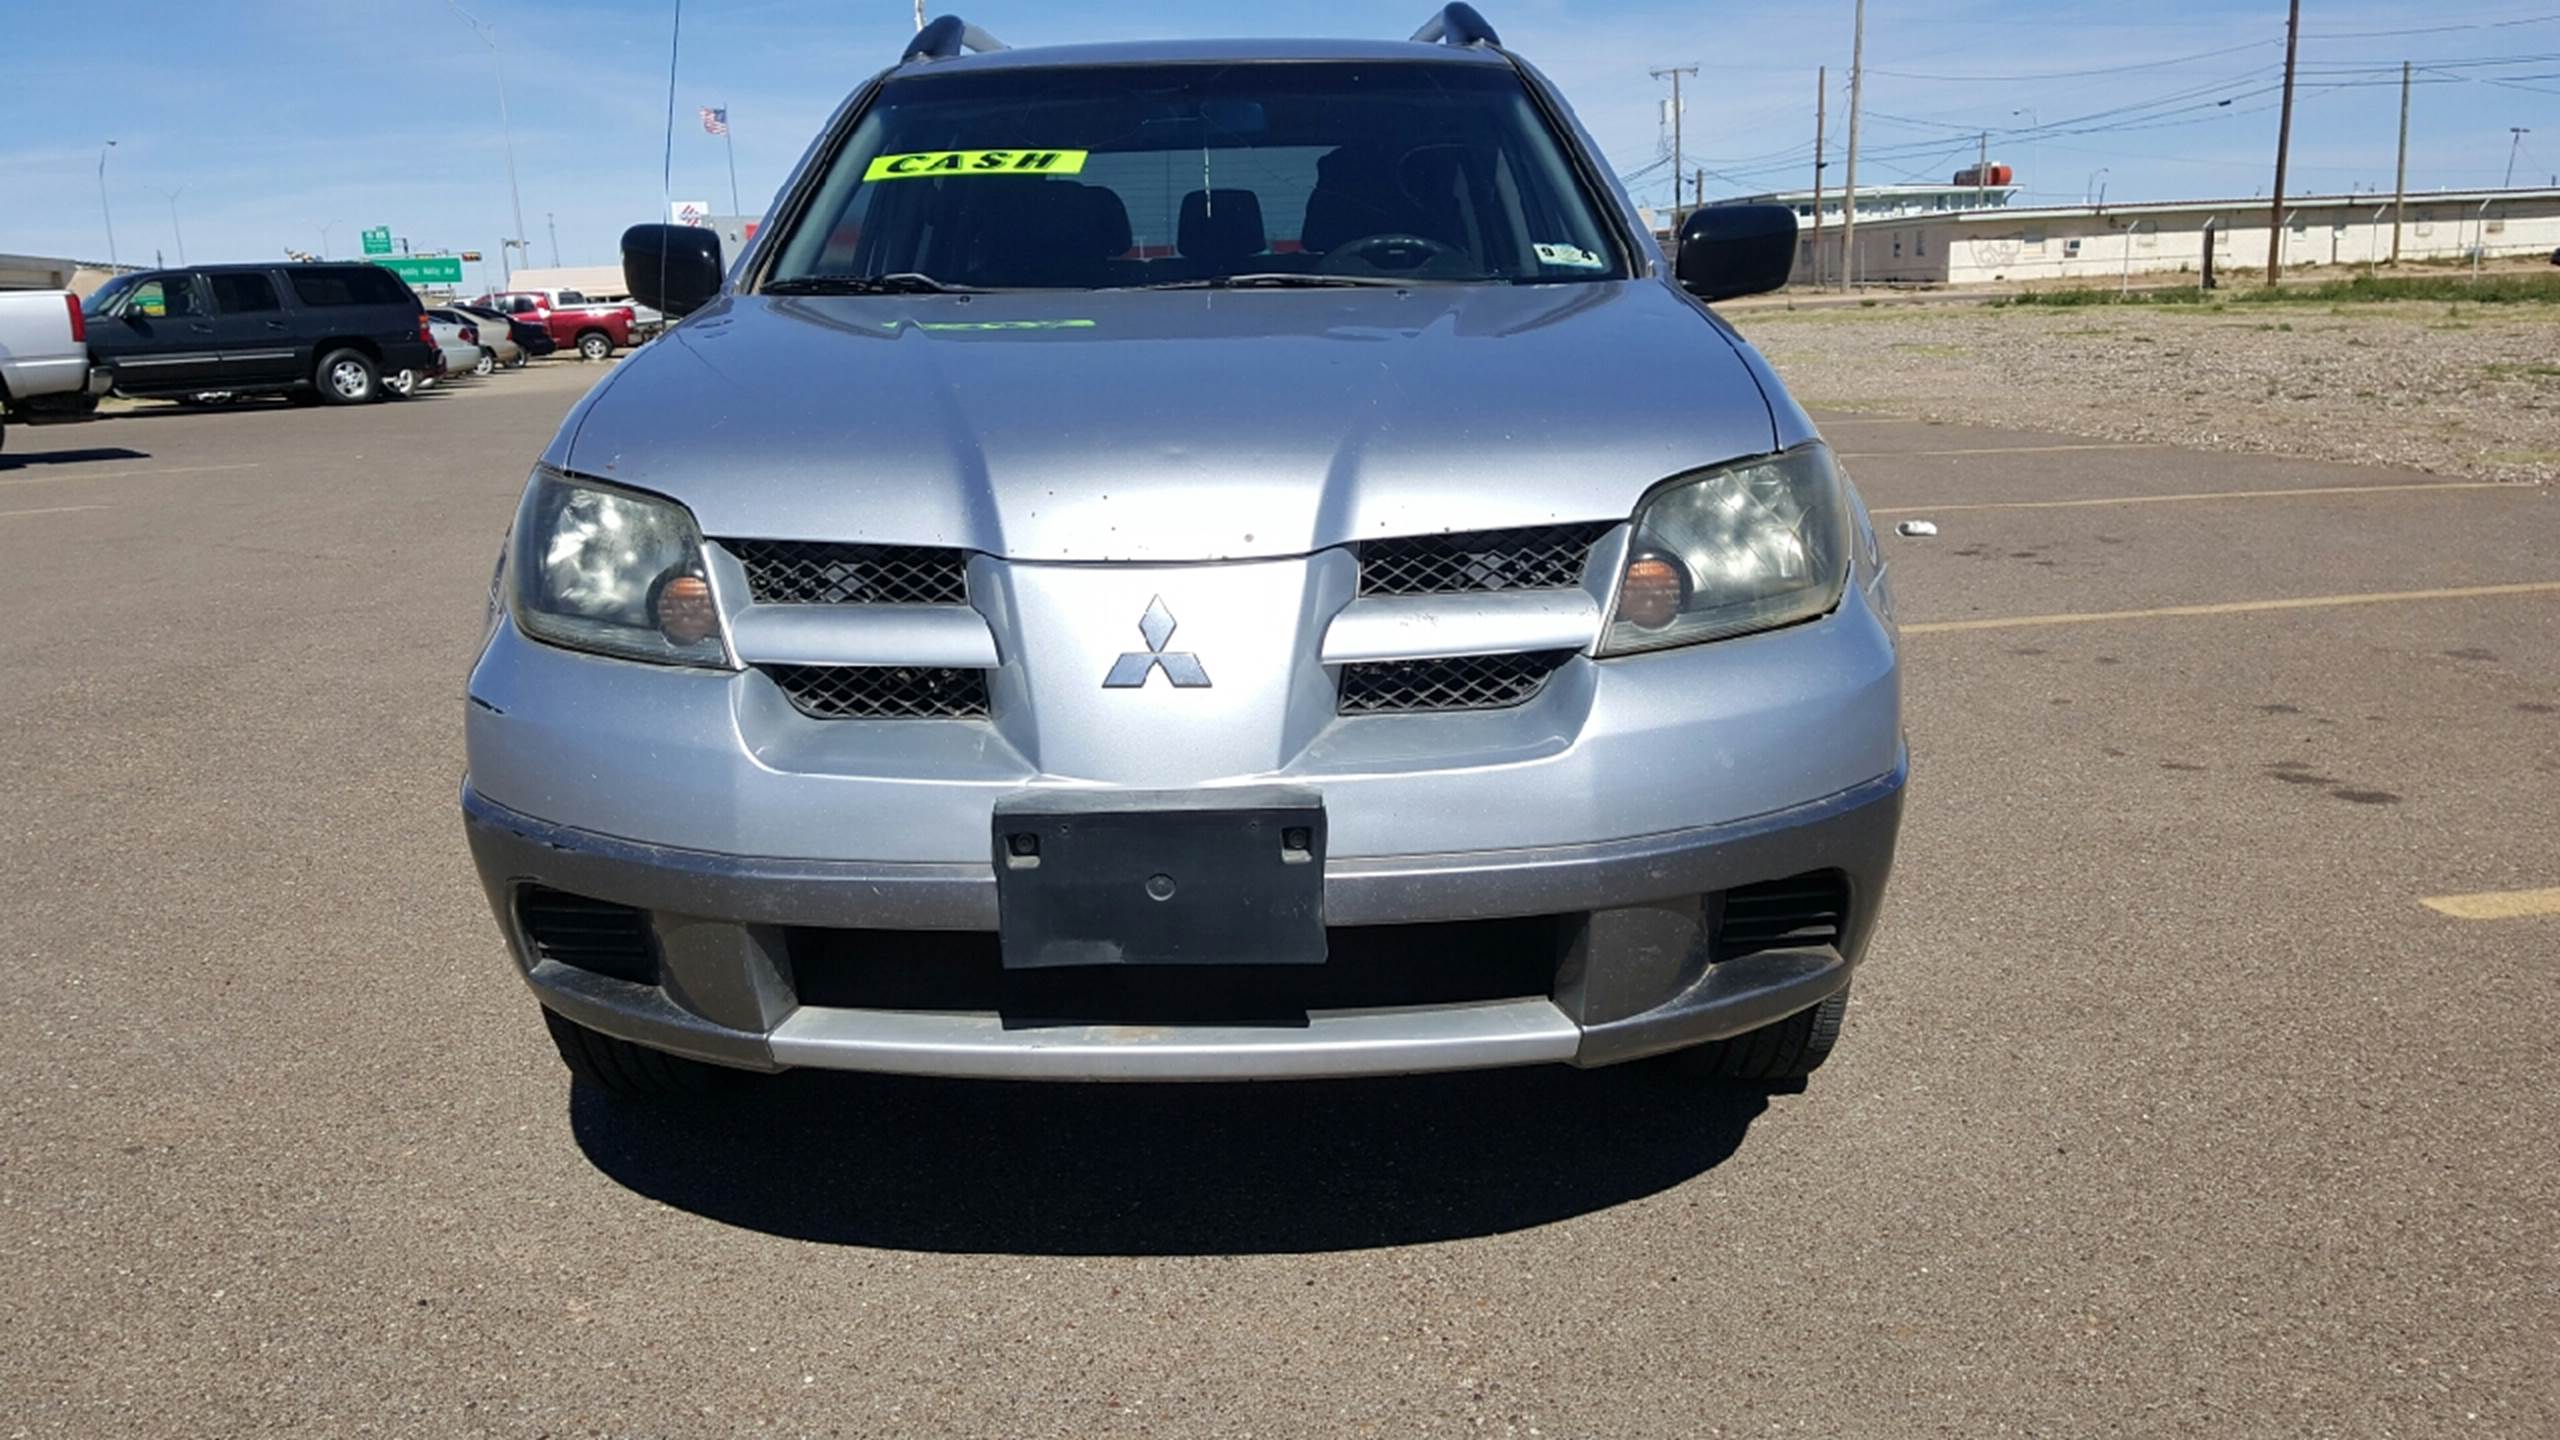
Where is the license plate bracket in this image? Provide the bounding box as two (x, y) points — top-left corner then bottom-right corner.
(993, 787), (1326, 969)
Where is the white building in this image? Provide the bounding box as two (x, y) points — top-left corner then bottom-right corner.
(1792, 187), (2560, 287)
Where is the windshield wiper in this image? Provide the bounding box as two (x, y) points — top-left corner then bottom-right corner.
(1129, 272), (1465, 291)
(763, 272), (984, 295)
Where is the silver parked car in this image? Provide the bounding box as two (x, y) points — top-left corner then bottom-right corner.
(463, 6), (1905, 1099)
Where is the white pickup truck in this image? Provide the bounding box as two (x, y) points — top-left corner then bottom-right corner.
(0, 289), (109, 453)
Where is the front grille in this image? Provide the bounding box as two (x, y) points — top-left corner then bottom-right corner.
(726, 540), (969, 606)
(516, 887), (657, 984)
(1716, 873), (1849, 960)
(789, 916), (1564, 1020)
(1338, 650), (1573, 715)
(1357, 523), (1611, 597)
(769, 664), (990, 720)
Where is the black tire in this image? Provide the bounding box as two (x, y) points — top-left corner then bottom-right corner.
(575, 330), (613, 362)
(1661, 987), (1851, 1084)
(314, 347), (379, 405)
(540, 1007), (732, 1101)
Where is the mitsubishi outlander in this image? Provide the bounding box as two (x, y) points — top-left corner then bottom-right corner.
(462, 7), (1906, 1097)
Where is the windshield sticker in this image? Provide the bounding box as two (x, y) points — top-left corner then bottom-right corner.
(1533, 242), (1606, 270)
(863, 149), (1090, 181)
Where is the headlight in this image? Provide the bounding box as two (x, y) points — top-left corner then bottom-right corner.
(1599, 443), (1853, 656)
(507, 468), (731, 667)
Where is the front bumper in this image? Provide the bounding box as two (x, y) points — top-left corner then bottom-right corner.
(462, 758), (1904, 1080)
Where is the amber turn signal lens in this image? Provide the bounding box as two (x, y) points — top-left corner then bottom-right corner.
(1619, 555), (1684, 630)
(655, 574), (719, 646)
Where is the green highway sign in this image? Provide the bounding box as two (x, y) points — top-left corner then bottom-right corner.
(374, 255), (464, 287)
(361, 226), (394, 257)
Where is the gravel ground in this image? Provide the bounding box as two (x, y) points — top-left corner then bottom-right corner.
(1735, 300), (2560, 482)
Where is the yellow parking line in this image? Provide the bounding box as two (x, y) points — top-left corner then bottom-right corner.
(1871, 480), (2525, 516)
(1903, 580), (2560, 635)
(2422, 888), (2560, 921)
(1842, 442), (2157, 459)
(0, 504), (111, 520)
(0, 462), (261, 489)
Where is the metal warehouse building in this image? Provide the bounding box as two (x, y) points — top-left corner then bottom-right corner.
(1792, 187), (2560, 287)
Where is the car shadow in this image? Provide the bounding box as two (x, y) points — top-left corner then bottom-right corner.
(570, 1064), (1772, 1255)
(0, 443), (149, 469)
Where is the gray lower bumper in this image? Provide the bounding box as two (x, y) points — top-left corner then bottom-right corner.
(463, 759), (1905, 1080)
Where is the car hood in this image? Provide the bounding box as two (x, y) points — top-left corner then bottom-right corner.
(561, 281), (1780, 561)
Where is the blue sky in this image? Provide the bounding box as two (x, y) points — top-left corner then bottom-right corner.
(4, 1), (2554, 275)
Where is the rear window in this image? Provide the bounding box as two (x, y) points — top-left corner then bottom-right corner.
(767, 61), (1625, 290)
(288, 267), (416, 307)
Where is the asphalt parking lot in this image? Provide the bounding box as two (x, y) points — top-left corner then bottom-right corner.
(3, 366), (2553, 1436)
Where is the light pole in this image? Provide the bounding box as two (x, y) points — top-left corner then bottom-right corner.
(319, 220), (343, 259)
(447, 0), (530, 289)
(2507, 129), (2532, 189)
(2010, 108), (2036, 201)
(2085, 167), (2109, 207)
(168, 187), (187, 266)
(97, 141), (119, 267)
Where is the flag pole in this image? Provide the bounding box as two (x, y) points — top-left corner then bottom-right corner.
(722, 111), (741, 215)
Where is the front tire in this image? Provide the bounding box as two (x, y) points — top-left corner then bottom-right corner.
(540, 1007), (732, 1101)
(575, 330), (612, 362)
(1660, 987), (1850, 1084)
(315, 348), (379, 405)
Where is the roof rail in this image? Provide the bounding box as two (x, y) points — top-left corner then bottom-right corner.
(903, 14), (1008, 64)
(1411, 4), (1501, 48)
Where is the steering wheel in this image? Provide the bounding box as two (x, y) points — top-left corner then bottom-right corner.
(1319, 232), (1462, 276)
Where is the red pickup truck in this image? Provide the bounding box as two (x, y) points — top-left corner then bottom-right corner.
(471, 290), (637, 361)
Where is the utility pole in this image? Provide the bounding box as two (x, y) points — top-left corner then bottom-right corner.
(2391, 61), (2411, 264)
(1812, 66), (1828, 288)
(97, 140), (119, 268)
(2267, 0), (2302, 286)
(1976, 131), (1988, 209)
(2506, 128), (2533, 188)
(1651, 64), (1699, 227)
(548, 212), (561, 267)
(1842, 0), (1865, 292)
(914, 0), (925, 30)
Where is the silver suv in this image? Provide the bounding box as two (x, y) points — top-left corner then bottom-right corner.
(462, 6), (1905, 1098)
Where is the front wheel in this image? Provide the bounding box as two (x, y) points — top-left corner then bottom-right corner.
(575, 331), (613, 362)
(540, 1008), (734, 1102)
(314, 348), (379, 405)
(1658, 987), (1850, 1085)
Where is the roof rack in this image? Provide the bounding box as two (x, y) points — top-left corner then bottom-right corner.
(1411, 4), (1501, 48)
(903, 14), (1008, 64)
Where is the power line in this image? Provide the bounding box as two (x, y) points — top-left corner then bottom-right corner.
(1865, 38), (2278, 83)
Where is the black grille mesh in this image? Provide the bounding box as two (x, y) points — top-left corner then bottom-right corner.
(1337, 650), (1573, 715)
(1357, 524), (1610, 597)
(769, 664), (990, 720)
(516, 888), (657, 984)
(1717, 873), (1849, 959)
(727, 540), (968, 606)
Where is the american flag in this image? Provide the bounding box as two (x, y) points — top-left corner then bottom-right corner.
(699, 106), (729, 136)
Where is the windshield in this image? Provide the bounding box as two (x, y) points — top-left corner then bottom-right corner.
(766, 62), (1625, 291)
(82, 275), (141, 316)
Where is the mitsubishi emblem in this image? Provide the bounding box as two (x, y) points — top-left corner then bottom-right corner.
(1103, 596), (1211, 689)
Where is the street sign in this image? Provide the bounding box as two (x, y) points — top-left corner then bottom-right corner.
(374, 256), (464, 287)
(671, 200), (710, 227)
(361, 226), (394, 257)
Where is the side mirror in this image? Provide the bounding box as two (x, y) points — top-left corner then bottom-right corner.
(622, 224), (723, 319)
(1674, 204), (1798, 303)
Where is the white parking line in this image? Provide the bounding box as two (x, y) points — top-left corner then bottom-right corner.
(1870, 480), (2528, 516)
(1902, 580), (2560, 635)
(0, 504), (111, 521)
(1840, 442), (2158, 459)
(0, 462), (262, 489)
